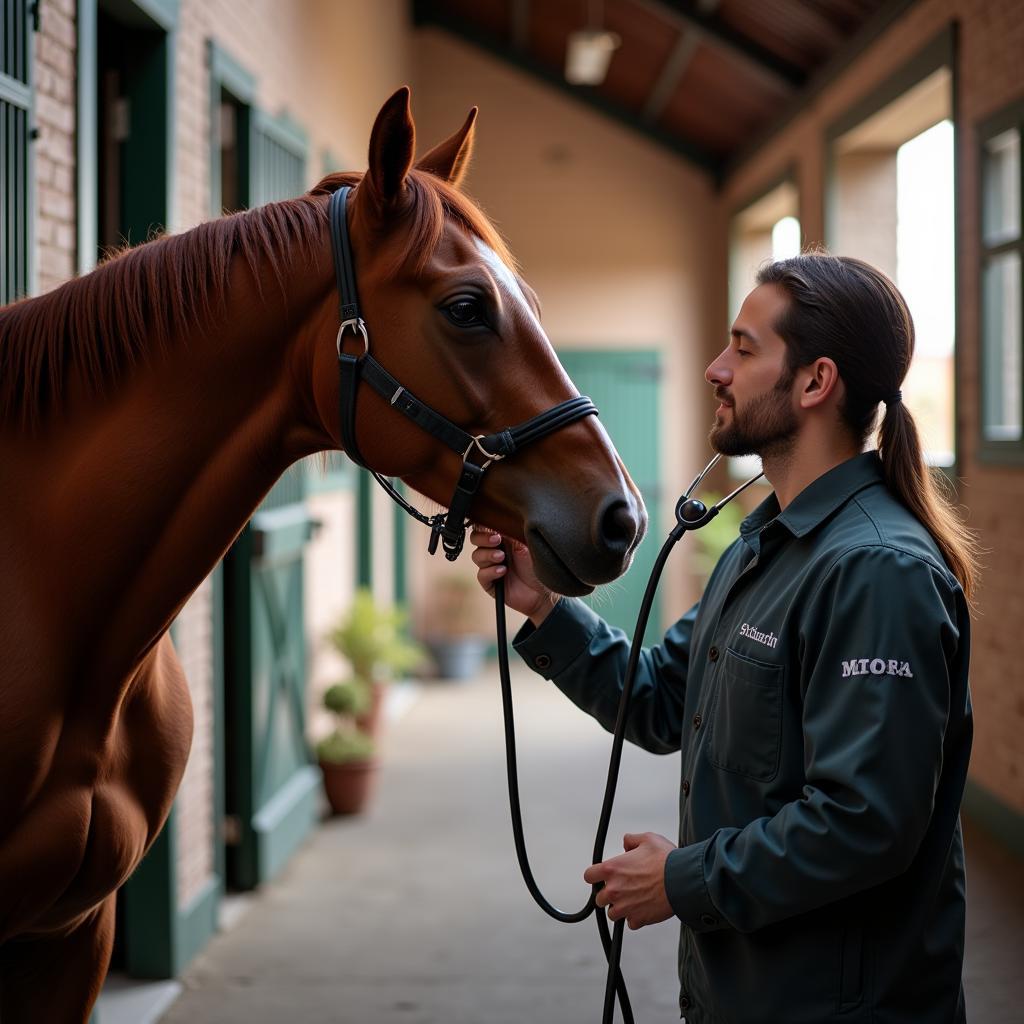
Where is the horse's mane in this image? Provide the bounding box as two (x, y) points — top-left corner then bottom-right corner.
(0, 169), (514, 431)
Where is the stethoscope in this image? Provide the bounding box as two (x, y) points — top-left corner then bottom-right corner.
(494, 452), (764, 1023)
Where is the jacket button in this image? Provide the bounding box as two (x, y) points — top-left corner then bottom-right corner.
(692, 712), (702, 729)
(708, 646), (719, 662)
(680, 995), (691, 1010)
(700, 913), (718, 927)
(681, 779), (690, 796)
(534, 654), (551, 670)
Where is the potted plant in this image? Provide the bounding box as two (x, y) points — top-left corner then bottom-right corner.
(422, 573), (490, 680)
(325, 588), (424, 735)
(316, 680), (377, 815)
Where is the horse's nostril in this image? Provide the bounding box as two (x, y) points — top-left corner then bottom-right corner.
(596, 498), (639, 555)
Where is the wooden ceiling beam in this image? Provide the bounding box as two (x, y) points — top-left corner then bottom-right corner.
(642, 31), (700, 125)
(631, 0), (807, 92)
(412, 0), (723, 176)
(510, 0), (530, 51)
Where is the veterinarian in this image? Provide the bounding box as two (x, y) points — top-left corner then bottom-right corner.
(472, 252), (976, 1023)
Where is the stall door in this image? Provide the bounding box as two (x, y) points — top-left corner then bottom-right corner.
(557, 350), (662, 645)
(222, 107), (318, 890)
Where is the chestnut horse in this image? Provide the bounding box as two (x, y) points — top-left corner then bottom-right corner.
(0, 89), (645, 1020)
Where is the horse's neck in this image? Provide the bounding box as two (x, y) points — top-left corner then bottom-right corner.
(22, 247), (334, 688)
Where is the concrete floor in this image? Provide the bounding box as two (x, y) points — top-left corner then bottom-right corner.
(157, 665), (1024, 1024)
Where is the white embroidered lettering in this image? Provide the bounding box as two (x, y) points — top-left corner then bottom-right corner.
(739, 623), (779, 650)
(841, 657), (915, 678)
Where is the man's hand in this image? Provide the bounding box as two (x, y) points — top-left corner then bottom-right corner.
(584, 833), (676, 930)
(469, 528), (555, 626)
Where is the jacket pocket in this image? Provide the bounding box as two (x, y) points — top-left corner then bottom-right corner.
(707, 647), (783, 782)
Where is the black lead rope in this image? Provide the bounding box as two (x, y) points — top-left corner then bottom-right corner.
(494, 454), (764, 1024)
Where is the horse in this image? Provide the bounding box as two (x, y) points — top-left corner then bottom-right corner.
(0, 87), (646, 1020)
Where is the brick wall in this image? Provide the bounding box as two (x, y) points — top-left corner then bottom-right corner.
(720, 0), (1024, 815)
(33, 0), (76, 295)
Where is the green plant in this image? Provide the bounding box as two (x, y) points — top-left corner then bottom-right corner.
(316, 679), (375, 765)
(326, 588), (424, 681)
(316, 728), (374, 764)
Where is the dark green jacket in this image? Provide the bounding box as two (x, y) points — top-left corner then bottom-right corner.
(514, 453), (972, 1023)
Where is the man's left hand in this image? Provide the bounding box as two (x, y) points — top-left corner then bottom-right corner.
(584, 832), (676, 930)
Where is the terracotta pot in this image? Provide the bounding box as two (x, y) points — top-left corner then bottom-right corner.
(319, 758), (378, 815)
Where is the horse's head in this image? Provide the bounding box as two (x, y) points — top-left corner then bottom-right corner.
(313, 89), (646, 596)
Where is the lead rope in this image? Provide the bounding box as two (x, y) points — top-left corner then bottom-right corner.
(493, 455), (763, 1023)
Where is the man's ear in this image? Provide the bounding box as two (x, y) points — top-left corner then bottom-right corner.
(799, 357), (842, 409)
(363, 86), (416, 215)
(415, 107), (478, 188)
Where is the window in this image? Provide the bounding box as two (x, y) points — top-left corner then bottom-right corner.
(828, 51), (955, 468)
(1, 0), (32, 304)
(729, 178), (801, 322)
(979, 106), (1023, 457)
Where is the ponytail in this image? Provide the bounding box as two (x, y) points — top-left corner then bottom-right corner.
(878, 400), (979, 599)
(757, 253), (980, 600)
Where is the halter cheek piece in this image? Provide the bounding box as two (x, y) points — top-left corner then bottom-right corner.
(329, 186), (598, 560)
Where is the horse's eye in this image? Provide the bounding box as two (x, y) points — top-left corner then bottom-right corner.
(444, 299), (485, 327)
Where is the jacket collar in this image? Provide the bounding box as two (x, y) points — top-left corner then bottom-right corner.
(740, 451), (885, 541)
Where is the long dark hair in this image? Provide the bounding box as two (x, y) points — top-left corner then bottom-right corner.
(756, 252), (978, 599)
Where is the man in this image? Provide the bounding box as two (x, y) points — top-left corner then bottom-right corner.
(472, 253), (976, 1023)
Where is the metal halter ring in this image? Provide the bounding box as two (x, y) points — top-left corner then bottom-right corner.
(336, 318), (370, 357)
(462, 434), (506, 470)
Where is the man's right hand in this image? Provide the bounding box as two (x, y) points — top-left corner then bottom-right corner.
(469, 528), (557, 627)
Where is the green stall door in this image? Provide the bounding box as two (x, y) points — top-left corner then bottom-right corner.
(225, 504), (320, 890)
(557, 350), (662, 646)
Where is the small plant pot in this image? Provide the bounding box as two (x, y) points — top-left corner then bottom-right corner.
(319, 758), (378, 815)
(426, 636), (488, 680)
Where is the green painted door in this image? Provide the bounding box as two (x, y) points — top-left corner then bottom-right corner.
(221, 105), (317, 889)
(557, 350), (662, 645)
(225, 503), (320, 890)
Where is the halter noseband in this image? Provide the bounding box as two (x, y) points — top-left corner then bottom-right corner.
(330, 185), (598, 560)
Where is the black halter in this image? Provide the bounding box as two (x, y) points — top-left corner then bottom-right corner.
(329, 186), (599, 560)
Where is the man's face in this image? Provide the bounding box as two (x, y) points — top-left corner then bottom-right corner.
(705, 284), (799, 459)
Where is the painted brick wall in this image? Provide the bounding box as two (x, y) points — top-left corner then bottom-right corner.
(720, 0), (1024, 815)
(33, 0), (76, 295)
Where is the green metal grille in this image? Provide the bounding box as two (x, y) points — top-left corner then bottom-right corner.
(1, 0), (31, 306)
(2, 0), (28, 82)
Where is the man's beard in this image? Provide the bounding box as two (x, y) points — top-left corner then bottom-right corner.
(710, 366), (798, 459)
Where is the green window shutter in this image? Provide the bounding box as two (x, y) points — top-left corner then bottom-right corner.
(247, 107), (310, 509)
(1, 0), (32, 305)
(250, 108), (307, 208)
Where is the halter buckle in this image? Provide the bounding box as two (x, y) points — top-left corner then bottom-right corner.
(462, 434), (506, 470)
(336, 318), (370, 357)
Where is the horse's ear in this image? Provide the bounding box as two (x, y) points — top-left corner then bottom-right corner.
(364, 86), (416, 212)
(415, 107), (478, 188)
